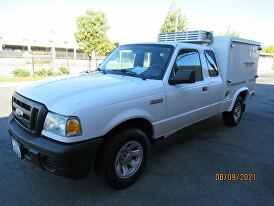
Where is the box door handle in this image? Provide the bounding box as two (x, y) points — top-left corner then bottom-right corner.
(245, 61), (255, 65)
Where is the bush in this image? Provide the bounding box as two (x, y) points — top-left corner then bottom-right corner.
(34, 69), (54, 77)
(58, 67), (70, 75)
(12, 68), (31, 77)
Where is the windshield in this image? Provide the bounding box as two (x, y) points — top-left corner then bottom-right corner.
(98, 44), (174, 80)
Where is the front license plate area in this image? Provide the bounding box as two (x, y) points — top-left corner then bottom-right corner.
(11, 139), (22, 159)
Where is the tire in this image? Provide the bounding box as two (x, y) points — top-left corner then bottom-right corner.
(98, 128), (149, 189)
(222, 96), (244, 126)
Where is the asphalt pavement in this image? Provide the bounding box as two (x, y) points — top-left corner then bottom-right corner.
(0, 73), (274, 206)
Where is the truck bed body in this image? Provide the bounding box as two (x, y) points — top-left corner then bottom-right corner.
(211, 37), (260, 111)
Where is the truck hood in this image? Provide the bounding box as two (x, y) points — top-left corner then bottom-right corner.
(16, 73), (164, 115)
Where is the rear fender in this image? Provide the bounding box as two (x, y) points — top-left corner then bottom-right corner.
(227, 87), (249, 112)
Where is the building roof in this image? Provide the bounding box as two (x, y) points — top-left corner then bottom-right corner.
(0, 35), (78, 48)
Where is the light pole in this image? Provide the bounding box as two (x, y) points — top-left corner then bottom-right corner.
(175, 0), (179, 34)
(64, 41), (69, 69)
(51, 30), (56, 70)
(31, 39), (35, 77)
(0, 33), (3, 51)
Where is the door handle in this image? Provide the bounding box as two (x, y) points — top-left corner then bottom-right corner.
(202, 86), (208, 92)
(245, 61), (255, 65)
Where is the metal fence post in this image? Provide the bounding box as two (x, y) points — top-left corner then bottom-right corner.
(66, 48), (69, 69)
(31, 52), (35, 77)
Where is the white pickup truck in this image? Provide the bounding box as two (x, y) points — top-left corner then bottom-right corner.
(8, 31), (260, 189)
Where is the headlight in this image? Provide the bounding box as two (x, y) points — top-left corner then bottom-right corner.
(43, 112), (82, 137)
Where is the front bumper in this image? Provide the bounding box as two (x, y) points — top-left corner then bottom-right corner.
(8, 115), (102, 179)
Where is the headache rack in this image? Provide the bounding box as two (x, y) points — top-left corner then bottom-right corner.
(158, 30), (213, 45)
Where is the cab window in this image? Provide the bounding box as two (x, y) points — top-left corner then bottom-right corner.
(174, 49), (203, 81)
(205, 50), (219, 77)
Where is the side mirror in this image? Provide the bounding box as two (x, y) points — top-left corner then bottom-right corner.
(169, 69), (196, 85)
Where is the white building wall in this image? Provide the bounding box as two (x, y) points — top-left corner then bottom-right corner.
(258, 55), (273, 74)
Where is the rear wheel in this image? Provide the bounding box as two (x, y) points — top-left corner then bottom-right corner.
(223, 96), (244, 126)
(97, 128), (149, 189)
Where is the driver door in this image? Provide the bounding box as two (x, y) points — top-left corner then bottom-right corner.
(164, 49), (213, 134)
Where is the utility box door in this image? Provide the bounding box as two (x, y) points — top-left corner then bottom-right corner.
(228, 41), (260, 97)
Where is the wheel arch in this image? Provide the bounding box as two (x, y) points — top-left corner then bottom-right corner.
(104, 118), (154, 144)
(93, 117), (154, 175)
(227, 87), (249, 111)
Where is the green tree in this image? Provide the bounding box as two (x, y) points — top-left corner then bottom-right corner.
(262, 45), (274, 54)
(223, 30), (240, 37)
(160, 1), (187, 34)
(75, 10), (115, 56)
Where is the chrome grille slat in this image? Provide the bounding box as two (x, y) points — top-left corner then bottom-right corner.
(14, 116), (31, 128)
(13, 96), (31, 111)
(13, 111), (31, 124)
(12, 101), (31, 116)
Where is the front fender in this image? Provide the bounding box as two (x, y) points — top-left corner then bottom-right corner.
(227, 87), (249, 111)
(103, 108), (154, 136)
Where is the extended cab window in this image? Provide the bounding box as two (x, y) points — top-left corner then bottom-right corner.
(205, 50), (219, 77)
(174, 49), (203, 81)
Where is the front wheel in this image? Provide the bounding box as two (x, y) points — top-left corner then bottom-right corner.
(222, 96), (244, 126)
(98, 128), (149, 189)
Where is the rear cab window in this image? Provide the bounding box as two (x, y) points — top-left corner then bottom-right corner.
(204, 50), (219, 77)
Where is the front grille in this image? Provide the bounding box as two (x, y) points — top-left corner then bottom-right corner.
(12, 96), (36, 130)
(12, 93), (48, 135)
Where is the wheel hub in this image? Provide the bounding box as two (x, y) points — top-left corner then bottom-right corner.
(120, 153), (132, 164)
(115, 140), (143, 179)
(234, 102), (242, 121)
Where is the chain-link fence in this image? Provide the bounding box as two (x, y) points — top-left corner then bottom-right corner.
(0, 50), (89, 59)
(0, 51), (105, 77)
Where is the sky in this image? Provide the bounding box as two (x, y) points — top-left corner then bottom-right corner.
(0, 0), (273, 46)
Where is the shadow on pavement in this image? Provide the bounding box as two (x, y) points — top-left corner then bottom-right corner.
(0, 116), (9, 146)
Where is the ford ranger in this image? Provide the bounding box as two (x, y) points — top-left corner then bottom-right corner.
(8, 31), (261, 189)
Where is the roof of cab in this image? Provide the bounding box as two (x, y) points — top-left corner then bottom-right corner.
(121, 41), (212, 50)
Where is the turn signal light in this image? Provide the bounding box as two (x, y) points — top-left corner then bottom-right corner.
(66, 119), (82, 136)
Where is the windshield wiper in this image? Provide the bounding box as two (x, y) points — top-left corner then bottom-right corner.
(95, 68), (106, 74)
(118, 69), (146, 80)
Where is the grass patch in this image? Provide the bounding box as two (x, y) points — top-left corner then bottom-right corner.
(0, 76), (47, 83)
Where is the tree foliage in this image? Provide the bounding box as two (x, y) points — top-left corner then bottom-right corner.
(160, 1), (187, 34)
(262, 45), (274, 54)
(223, 30), (240, 37)
(75, 10), (115, 56)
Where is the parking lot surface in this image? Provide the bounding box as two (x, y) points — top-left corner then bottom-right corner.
(0, 73), (274, 206)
